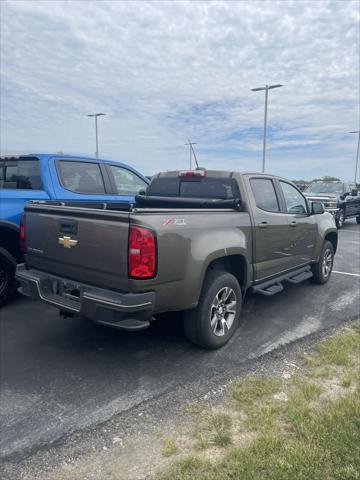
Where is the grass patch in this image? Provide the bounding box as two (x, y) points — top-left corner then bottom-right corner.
(293, 378), (322, 401)
(162, 437), (178, 457)
(190, 410), (233, 449)
(306, 365), (334, 379)
(158, 387), (360, 480)
(157, 323), (360, 480)
(306, 327), (360, 367)
(341, 375), (352, 388)
(229, 376), (281, 409)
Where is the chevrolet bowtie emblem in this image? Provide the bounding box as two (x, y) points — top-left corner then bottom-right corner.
(58, 235), (78, 249)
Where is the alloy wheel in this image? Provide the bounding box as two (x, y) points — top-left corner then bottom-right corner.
(210, 286), (237, 337)
(322, 248), (333, 278)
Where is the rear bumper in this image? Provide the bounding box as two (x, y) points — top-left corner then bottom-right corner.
(16, 264), (155, 330)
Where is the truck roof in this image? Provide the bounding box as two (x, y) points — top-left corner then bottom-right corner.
(0, 152), (126, 165)
(154, 169), (290, 181)
(0, 153), (148, 181)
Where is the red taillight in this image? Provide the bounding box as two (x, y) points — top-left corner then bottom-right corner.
(20, 213), (27, 254)
(128, 225), (156, 279)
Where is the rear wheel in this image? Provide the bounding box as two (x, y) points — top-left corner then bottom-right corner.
(311, 240), (334, 284)
(335, 209), (345, 229)
(0, 248), (18, 306)
(356, 216), (360, 225)
(184, 271), (242, 349)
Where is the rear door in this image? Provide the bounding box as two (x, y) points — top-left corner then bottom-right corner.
(276, 180), (317, 266)
(50, 158), (114, 201)
(247, 176), (294, 281)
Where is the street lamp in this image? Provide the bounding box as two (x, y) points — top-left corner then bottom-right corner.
(86, 113), (106, 158)
(348, 131), (360, 184)
(251, 84), (283, 173)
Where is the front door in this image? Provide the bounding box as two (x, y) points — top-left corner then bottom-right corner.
(248, 177), (296, 281)
(276, 180), (317, 267)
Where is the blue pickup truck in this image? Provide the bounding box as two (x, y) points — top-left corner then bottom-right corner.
(0, 153), (149, 305)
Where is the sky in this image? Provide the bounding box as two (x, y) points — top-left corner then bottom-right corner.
(0, 0), (359, 180)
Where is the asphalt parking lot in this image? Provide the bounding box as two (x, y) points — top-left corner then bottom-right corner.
(1, 220), (359, 460)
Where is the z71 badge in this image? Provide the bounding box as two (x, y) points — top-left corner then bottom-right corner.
(163, 218), (186, 226)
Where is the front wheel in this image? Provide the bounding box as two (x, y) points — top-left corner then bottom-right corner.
(184, 271), (242, 349)
(356, 216), (360, 225)
(335, 209), (345, 229)
(311, 240), (334, 284)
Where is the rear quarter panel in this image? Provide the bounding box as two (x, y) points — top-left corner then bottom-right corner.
(129, 210), (252, 313)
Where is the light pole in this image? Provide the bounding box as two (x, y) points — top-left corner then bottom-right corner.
(86, 113), (106, 158)
(349, 131), (360, 185)
(251, 84), (283, 173)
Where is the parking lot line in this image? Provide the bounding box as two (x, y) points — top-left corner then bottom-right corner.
(333, 270), (360, 277)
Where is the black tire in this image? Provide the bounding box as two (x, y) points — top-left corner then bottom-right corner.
(356, 216), (360, 225)
(184, 270), (242, 349)
(335, 209), (345, 229)
(311, 240), (334, 284)
(0, 247), (18, 307)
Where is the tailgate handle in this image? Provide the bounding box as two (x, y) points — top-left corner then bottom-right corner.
(59, 219), (78, 235)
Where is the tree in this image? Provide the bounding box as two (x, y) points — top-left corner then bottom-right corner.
(292, 176), (341, 184)
(312, 176), (341, 182)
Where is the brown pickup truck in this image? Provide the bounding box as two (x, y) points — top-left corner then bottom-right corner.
(16, 170), (337, 349)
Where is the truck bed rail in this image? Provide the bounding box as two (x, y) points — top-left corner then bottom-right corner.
(134, 195), (242, 210)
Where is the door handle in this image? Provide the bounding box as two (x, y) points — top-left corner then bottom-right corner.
(258, 221), (268, 229)
(59, 219), (78, 235)
(290, 220), (297, 227)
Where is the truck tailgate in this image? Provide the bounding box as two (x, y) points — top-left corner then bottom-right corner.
(24, 204), (130, 291)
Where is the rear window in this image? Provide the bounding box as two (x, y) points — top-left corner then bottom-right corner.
(57, 161), (105, 194)
(250, 178), (280, 212)
(148, 177), (240, 200)
(0, 158), (42, 190)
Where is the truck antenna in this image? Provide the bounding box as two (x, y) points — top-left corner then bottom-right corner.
(185, 139), (199, 169)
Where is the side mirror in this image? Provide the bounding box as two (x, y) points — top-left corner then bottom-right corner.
(311, 201), (324, 215)
(351, 189), (358, 197)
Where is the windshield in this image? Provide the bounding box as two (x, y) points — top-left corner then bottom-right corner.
(305, 182), (343, 194)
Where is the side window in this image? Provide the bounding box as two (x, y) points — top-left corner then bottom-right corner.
(250, 178), (280, 212)
(58, 161), (105, 194)
(0, 160), (42, 190)
(280, 181), (308, 214)
(109, 165), (147, 195)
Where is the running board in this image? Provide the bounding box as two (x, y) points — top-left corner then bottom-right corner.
(251, 266), (313, 297)
(286, 269), (313, 284)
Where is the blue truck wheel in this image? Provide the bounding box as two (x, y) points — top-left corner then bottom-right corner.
(0, 247), (17, 306)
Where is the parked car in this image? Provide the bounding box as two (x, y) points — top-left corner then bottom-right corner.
(303, 181), (360, 228)
(17, 169), (337, 349)
(0, 153), (149, 305)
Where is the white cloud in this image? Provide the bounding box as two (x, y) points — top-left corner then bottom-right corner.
(1, 0), (359, 179)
